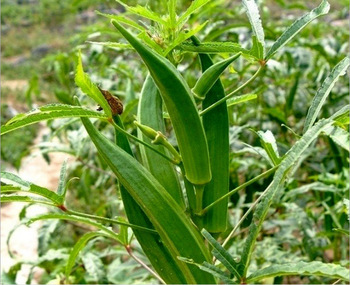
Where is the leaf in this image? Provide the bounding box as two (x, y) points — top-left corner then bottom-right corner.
(87, 41), (132, 50)
(201, 229), (241, 280)
(179, 41), (253, 59)
(238, 116), (337, 277)
(75, 51), (112, 117)
(177, 0), (210, 28)
(0, 195), (54, 206)
(1, 172), (63, 205)
(247, 261), (349, 282)
(178, 257), (235, 284)
(66, 232), (109, 282)
(303, 57), (350, 133)
(82, 252), (107, 283)
(38, 220), (60, 256)
(226, 93), (257, 107)
(242, 0), (265, 58)
(323, 125), (350, 152)
(265, 0), (330, 60)
(250, 36), (264, 60)
(57, 160), (68, 196)
(256, 130), (281, 166)
(1, 104), (108, 135)
(163, 21), (208, 55)
(95, 11), (145, 31)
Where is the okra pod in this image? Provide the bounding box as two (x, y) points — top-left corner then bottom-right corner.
(192, 53), (241, 100)
(192, 36), (230, 233)
(112, 20), (211, 186)
(137, 75), (184, 207)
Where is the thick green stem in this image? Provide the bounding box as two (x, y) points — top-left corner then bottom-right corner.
(195, 184), (205, 215)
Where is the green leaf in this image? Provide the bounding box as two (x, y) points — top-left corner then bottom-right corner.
(256, 130), (281, 166)
(168, 0), (177, 27)
(247, 261), (349, 282)
(226, 93), (257, 107)
(1, 172), (63, 205)
(179, 41), (253, 59)
(201, 229), (241, 280)
(177, 0), (210, 28)
(303, 57), (350, 133)
(163, 21), (208, 55)
(75, 51), (112, 117)
(57, 160), (68, 196)
(250, 36), (264, 60)
(82, 252), (107, 283)
(1, 195), (54, 206)
(1, 104), (108, 135)
(178, 257), (235, 284)
(87, 41), (132, 50)
(66, 232), (109, 282)
(80, 116), (215, 284)
(96, 11), (145, 31)
(323, 125), (349, 152)
(239, 116), (336, 277)
(242, 0), (265, 58)
(265, 0), (330, 60)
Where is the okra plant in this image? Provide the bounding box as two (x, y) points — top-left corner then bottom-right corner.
(1, 0), (349, 284)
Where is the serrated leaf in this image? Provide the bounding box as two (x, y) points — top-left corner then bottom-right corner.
(303, 57), (350, 133)
(247, 261), (349, 282)
(201, 229), (241, 280)
(178, 0), (210, 28)
(75, 51), (112, 117)
(66, 232), (109, 282)
(226, 93), (257, 107)
(178, 257), (235, 284)
(38, 220), (60, 256)
(265, 0), (330, 60)
(0, 195), (54, 206)
(82, 252), (107, 283)
(163, 21), (208, 55)
(323, 125), (350, 152)
(1, 172), (63, 205)
(1, 104), (108, 135)
(256, 130), (281, 166)
(243, 0), (265, 58)
(179, 41), (253, 59)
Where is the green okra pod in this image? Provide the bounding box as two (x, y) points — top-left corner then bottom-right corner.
(80, 116), (216, 284)
(192, 53), (241, 100)
(112, 20), (212, 186)
(192, 36), (230, 233)
(137, 75), (184, 206)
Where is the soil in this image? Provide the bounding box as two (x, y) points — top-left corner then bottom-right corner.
(1, 126), (68, 284)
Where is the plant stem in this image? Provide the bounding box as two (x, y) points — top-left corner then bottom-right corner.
(110, 119), (179, 165)
(65, 209), (157, 234)
(200, 65), (264, 116)
(194, 185), (205, 215)
(201, 166), (277, 215)
(125, 245), (166, 284)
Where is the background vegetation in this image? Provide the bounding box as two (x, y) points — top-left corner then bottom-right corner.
(1, 0), (349, 284)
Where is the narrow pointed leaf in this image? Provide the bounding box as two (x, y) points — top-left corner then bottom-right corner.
(265, 0), (330, 60)
(177, 0), (210, 28)
(66, 232), (110, 282)
(1, 104), (108, 135)
(256, 130), (281, 166)
(75, 51), (112, 117)
(247, 261), (349, 282)
(57, 160), (68, 196)
(81, 116), (215, 284)
(242, 0), (265, 58)
(323, 125), (350, 152)
(227, 93), (257, 107)
(1, 172), (63, 205)
(303, 57), (350, 132)
(202, 229), (241, 280)
(1, 195), (55, 206)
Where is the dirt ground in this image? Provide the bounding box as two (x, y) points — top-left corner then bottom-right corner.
(1, 127), (68, 284)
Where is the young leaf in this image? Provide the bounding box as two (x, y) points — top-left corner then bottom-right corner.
(256, 130), (281, 166)
(226, 93), (257, 107)
(177, 0), (210, 28)
(265, 0), (330, 60)
(242, 0), (265, 58)
(247, 261), (349, 283)
(1, 104), (108, 136)
(75, 51), (112, 117)
(57, 160), (68, 197)
(303, 57), (350, 133)
(323, 125), (350, 152)
(1, 172), (63, 205)
(201, 229), (241, 280)
(66, 232), (110, 282)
